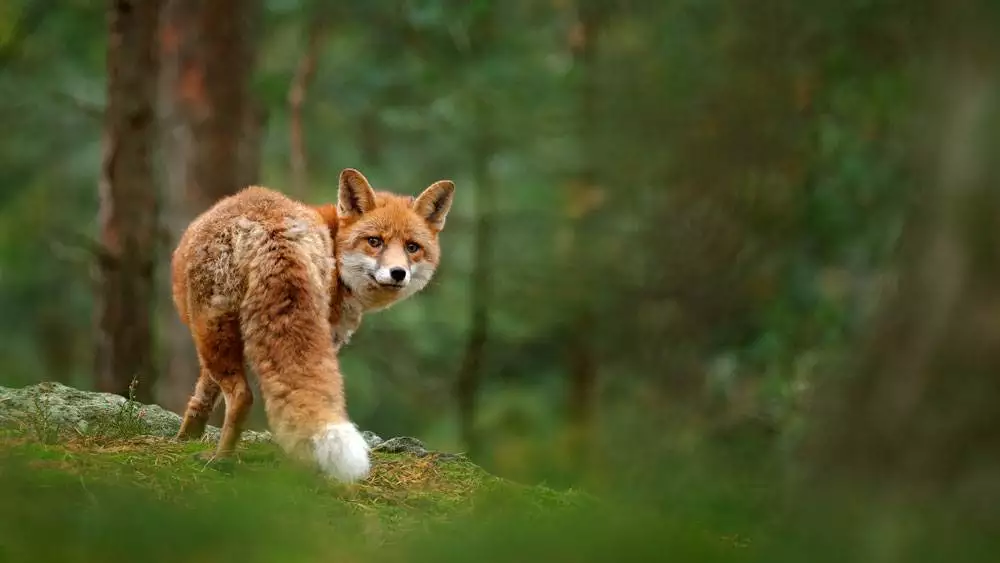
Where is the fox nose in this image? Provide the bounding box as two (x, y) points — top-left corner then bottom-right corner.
(389, 267), (407, 282)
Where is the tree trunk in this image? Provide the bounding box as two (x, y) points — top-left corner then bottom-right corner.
(358, 108), (382, 168)
(95, 0), (163, 403)
(39, 308), (76, 385)
(238, 99), (267, 190)
(564, 0), (605, 468)
(288, 18), (327, 198)
(455, 2), (497, 459)
(454, 4), (497, 461)
(157, 0), (261, 413)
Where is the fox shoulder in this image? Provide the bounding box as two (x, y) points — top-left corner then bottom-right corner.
(313, 203), (339, 240)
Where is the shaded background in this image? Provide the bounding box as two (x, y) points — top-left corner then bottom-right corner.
(2, 0), (1000, 499)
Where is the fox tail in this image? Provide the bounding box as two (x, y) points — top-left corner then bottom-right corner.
(239, 226), (370, 482)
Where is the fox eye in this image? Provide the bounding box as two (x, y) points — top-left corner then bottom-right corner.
(405, 242), (421, 253)
(367, 236), (383, 248)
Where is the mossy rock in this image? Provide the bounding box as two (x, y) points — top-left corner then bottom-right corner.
(0, 381), (272, 443)
(0, 382), (579, 513)
(0, 382), (462, 456)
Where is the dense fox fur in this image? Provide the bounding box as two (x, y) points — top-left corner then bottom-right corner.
(171, 168), (455, 482)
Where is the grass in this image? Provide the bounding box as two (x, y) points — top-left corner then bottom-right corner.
(14, 376), (152, 443)
(84, 376), (152, 440)
(1, 416), (999, 562)
(0, 425), (593, 562)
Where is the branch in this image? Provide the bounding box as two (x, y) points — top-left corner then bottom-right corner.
(50, 90), (104, 120)
(48, 230), (113, 266)
(288, 18), (328, 197)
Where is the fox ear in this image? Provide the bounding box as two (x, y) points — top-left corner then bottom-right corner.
(412, 180), (455, 231)
(338, 168), (377, 219)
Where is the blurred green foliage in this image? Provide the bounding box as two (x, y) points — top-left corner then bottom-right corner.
(3, 4), (1000, 559)
(0, 0), (952, 460)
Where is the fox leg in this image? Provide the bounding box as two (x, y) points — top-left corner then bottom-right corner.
(213, 371), (253, 457)
(176, 371), (221, 440)
(187, 310), (252, 460)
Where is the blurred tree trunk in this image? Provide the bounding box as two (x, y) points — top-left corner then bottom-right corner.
(158, 0), (262, 413)
(94, 0), (162, 403)
(358, 109), (382, 168)
(808, 50), (1000, 493)
(356, 9), (401, 170)
(237, 99), (267, 189)
(563, 0), (605, 468)
(288, 17), (327, 198)
(39, 309), (76, 385)
(455, 5), (497, 460)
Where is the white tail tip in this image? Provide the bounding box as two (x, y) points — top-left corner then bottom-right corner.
(311, 422), (371, 482)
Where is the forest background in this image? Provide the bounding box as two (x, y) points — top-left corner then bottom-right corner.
(2, 0), (1000, 503)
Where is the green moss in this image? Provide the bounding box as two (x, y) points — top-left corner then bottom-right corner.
(1, 384), (591, 560)
(0, 429), (579, 559)
(3, 427), (995, 563)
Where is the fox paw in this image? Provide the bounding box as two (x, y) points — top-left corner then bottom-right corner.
(311, 422), (371, 482)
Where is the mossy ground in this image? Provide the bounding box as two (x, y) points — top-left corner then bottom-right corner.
(0, 426), (594, 562)
(1, 421), (996, 563)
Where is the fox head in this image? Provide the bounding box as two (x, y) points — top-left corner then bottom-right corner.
(334, 168), (455, 310)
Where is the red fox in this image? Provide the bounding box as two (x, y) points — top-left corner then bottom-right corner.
(170, 168), (455, 482)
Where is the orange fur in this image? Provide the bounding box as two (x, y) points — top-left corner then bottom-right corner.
(171, 169), (455, 481)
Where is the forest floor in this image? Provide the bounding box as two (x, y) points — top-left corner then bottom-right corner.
(0, 382), (765, 562)
(0, 382), (995, 562)
(0, 429), (595, 562)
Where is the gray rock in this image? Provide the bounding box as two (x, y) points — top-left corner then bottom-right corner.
(374, 436), (428, 455)
(0, 381), (271, 443)
(372, 436), (465, 462)
(0, 383), (445, 458)
(362, 430), (384, 448)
